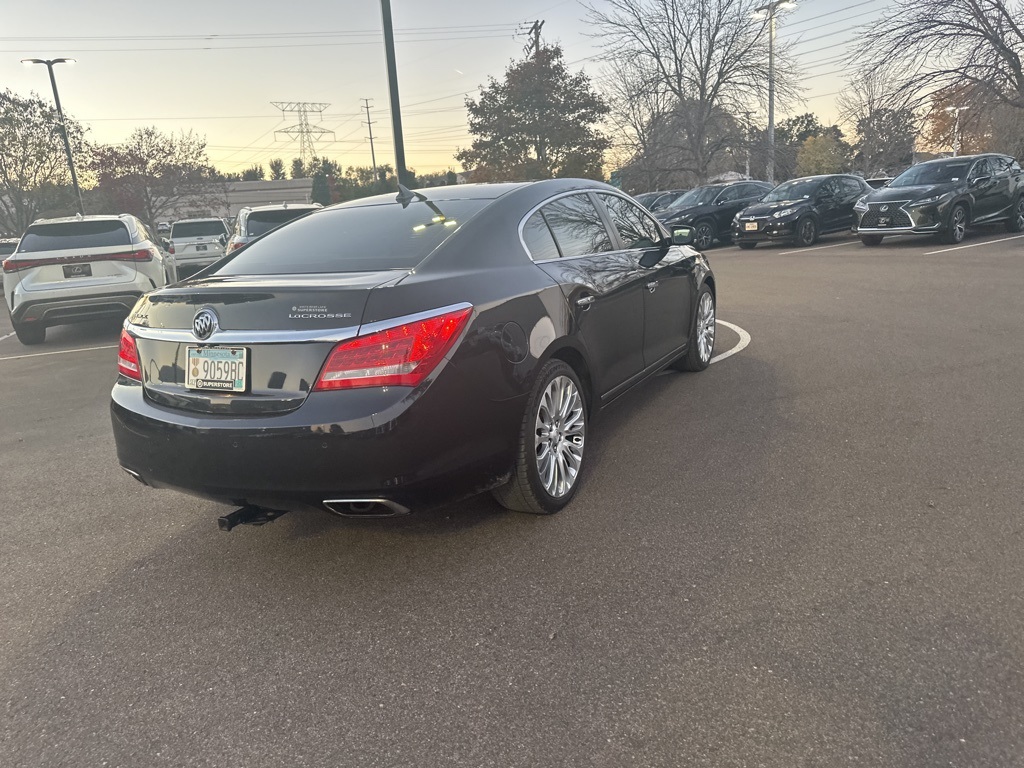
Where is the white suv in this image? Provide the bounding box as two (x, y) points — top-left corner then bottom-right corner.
(2, 214), (173, 345)
(167, 217), (230, 277)
(225, 203), (321, 253)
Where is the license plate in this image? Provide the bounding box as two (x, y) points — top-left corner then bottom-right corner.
(196, 244), (208, 251)
(877, 216), (890, 227)
(186, 346), (247, 392)
(63, 263), (92, 278)
(744, 222), (758, 231)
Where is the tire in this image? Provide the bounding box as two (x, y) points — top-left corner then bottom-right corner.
(737, 241), (757, 250)
(942, 204), (968, 244)
(794, 216), (818, 247)
(492, 359), (588, 515)
(13, 320), (45, 345)
(860, 234), (884, 246)
(671, 284), (715, 372)
(693, 219), (716, 250)
(1006, 196), (1024, 233)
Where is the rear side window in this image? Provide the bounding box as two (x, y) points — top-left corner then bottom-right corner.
(541, 194), (615, 258)
(172, 220), (226, 238)
(216, 199), (490, 275)
(18, 221), (131, 253)
(522, 210), (561, 261)
(245, 208), (317, 237)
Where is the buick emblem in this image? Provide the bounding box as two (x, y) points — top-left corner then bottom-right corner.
(880, 205), (889, 212)
(192, 307), (219, 340)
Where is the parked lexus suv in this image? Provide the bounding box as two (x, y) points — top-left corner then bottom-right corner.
(167, 217), (230, 277)
(732, 174), (873, 248)
(2, 214), (172, 345)
(853, 154), (1024, 245)
(225, 203), (322, 253)
(655, 181), (772, 249)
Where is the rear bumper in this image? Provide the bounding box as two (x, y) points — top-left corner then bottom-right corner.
(12, 292), (142, 327)
(110, 369), (527, 513)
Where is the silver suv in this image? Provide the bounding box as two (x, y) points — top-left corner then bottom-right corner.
(168, 217), (230, 277)
(225, 203), (322, 253)
(2, 214), (172, 345)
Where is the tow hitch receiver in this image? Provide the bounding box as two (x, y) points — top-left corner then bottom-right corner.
(218, 505), (288, 532)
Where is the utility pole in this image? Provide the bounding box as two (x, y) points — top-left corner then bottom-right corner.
(22, 58), (85, 215)
(520, 20), (547, 169)
(522, 20), (544, 57)
(362, 98), (379, 180)
(741, 110), (754, 179)
(271, 102), (335, 165)
(754, 1), (796, 185)
(945, 105), (964, 156)
(380, 0), (412, 187)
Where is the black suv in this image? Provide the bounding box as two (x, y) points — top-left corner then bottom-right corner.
(853, 154), (1024, 245)
(655, 181), (773, 249)
(732, 175), (873, 248)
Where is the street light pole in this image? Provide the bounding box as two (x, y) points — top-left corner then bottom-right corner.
(754, 0), (795, 185)
(22, 58), (85, 215)
(945, 106), (963, 156)
(379, 0), (412, 188)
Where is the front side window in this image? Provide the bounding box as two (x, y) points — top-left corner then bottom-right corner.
(541, 194), (615, 258)
(599, 194), (663, 249)
(969, 159), (993, 179)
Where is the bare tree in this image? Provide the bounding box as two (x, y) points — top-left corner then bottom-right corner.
(586, 0), (800, 184)
(837, 69), (918, 176)
(854, 0), (1024, 109)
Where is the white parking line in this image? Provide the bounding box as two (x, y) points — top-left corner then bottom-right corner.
(776, 242), (851, 256)
(923, 234), (1024, 255)
(710, 321), (751, 365)
(0, 331), (15, 343)
(0, 344), (117, 362)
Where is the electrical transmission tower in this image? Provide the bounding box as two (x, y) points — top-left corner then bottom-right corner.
(271, 102), (335, 164)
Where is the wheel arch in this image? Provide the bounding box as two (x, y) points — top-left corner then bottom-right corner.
(542, 341), (595, 415)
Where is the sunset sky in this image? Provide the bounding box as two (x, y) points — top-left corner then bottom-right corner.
(4, 0), (887, 176)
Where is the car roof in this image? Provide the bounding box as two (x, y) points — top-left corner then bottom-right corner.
(915, 153), (1004, 165)
(239, 202), (323, 214)
(173, 217), (224, 223)
(30, 214), (135, 226)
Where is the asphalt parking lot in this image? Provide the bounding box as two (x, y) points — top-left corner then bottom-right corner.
(2, 228), (1023, 767)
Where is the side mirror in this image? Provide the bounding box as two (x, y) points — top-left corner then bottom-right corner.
(218, 233), (228, 246)
(671, 226), (695, 246)
(160, 238), (170, 250)
(970, 175), (990, 187)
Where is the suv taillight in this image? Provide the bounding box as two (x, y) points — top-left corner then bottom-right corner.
(313, 306), (472, 391)
(117, 330), (142, 381)
(167, 241), (175, 254)
(2, 248), (154, 272)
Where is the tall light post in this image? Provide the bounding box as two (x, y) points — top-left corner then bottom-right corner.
(754, 0), (796, 185)
(379, 0), (412, 188)
(944, 105), (964, 156)
(22, 58), (85, 215)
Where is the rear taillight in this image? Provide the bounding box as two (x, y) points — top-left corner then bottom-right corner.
(228, 241), (243, 252)
(313, 306), (472, 391)
(168, 242), (175, 255)
(117, 330), (142, 381)
(2, 248), (153, 272)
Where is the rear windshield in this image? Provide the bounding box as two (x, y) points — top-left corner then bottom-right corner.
(216, 199), (490, 275)
(171, 220), (226, 238)
(245, 208), (318, 237)
(18, 221), (131, 253)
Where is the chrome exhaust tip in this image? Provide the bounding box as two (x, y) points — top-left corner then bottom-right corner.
(322, 498), (411, 518)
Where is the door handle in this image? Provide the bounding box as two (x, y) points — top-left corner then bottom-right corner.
(576, 295), (595, 309)
(646, 280), (659, 293)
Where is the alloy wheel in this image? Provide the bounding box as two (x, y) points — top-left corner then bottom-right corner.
(951, 207), (967, 242)
(697, 291), (716, 363)
(534, 375), (585, 498)
(695, 222), (715, 249)
(798, 218), (816, 246)
(1015, 199), (1024, 231)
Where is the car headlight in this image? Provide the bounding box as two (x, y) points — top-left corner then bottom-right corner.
(853, 196), (869, 212)
(909, 194), (946, 207)
(772, 208), (797, 219)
